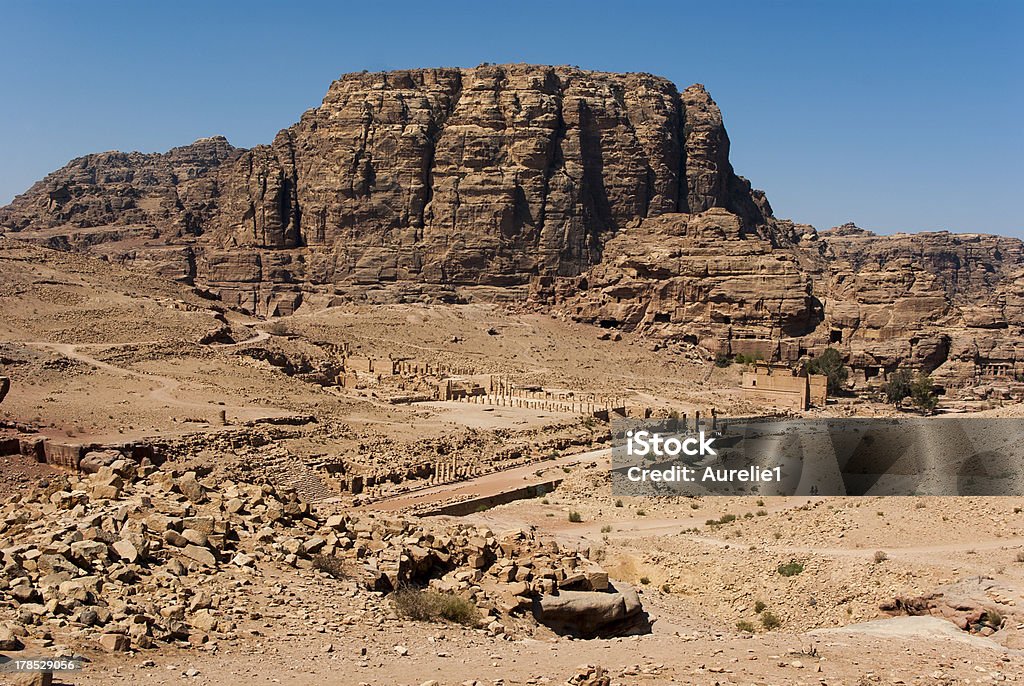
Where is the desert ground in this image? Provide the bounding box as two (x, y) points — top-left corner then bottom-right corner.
(3, 238), (1024, 686)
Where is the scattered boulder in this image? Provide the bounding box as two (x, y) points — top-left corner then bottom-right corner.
(181, 545), (217, 567)
(80, 450), (121, 474)
(535, 581), (650, 638)
(566, 665), (611, 686)
(0, 624), (25, 650)
(98, 633), (130, 652)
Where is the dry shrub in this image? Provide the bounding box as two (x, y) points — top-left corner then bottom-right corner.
(392, 588), (479, 626)
(312, 554), (352, 580)
(760, 611), (782, 629)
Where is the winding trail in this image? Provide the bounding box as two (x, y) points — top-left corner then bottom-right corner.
(25, 329), (292, 423)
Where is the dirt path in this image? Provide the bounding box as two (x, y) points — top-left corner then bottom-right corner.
(25, 340), (294, 423)
(217, 327), (271, 347)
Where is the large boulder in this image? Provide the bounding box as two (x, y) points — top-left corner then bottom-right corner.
(882, 576), (1024, 649)
(0, 376), (9, 404)
(534, 580), (650, 638)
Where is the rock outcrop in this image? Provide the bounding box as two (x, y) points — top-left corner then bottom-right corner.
(809, 227), (1024, 391)
(0, 376), (9, 405)
(535, 581), (650, 638)
(882, 576), (1024, 649)
(545, 214), (1024, 391)
(1, 65), (771, 314)
(2, 64), (1022, 391)
(0, 136), (237, 237)
(536, 210), (821, 359)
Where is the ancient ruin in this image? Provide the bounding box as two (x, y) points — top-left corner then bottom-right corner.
(740, 364), (828, 411)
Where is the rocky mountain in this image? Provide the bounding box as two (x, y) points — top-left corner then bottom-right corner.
(2, 64), (1022, 392)
(1, 65), (771, 312)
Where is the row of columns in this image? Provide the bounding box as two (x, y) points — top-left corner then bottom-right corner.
(455, 392), (603, 414)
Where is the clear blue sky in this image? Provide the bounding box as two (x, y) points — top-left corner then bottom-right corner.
(2, 1), (1021, 236)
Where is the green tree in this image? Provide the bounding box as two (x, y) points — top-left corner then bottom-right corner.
(884, 368), (913, 405)
(910, 372), (939, 413)
(807, 348), (848, 395)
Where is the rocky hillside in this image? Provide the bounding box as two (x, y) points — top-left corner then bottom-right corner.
(2, 64), (1022, 390)
(544, 214), (1024, 391)
(0, 136), (237, 237)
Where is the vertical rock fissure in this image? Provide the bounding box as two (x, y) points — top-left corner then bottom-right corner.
(420, 71), (464, 239)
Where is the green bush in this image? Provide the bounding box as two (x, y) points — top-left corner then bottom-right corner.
(806, 348), (848, 394)
(910, 372), (939, 413)
(706, 514), (738, 526)
(884, 368), (913, 405)
(736, 620), (756, 632)
(777, 561), (805, 577)
(754, 600), (766, 613)
(568, 510), (583, 523)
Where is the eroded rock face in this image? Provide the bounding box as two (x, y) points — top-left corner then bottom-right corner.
(1, 65), (770, 313)
(538, 210), (821, 359)
(2, 65), (1023, 391)
(0, 136), (238, 237)
(543, 212), (1024, 390)
(809, 227), (1024, 389)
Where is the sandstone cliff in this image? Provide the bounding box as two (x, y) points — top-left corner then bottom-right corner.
(0, 135), (237, 236)
(1, 65), (771, 313)
(2, 64), (1022, 392)
(548, 213), (1024, 391)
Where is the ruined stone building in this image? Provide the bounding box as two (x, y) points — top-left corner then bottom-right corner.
(740, 364), (828, 411)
